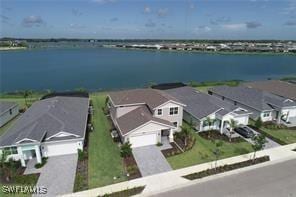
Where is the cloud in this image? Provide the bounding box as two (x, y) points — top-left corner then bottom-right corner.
(222, 23), (246, 30)
(157, 8), (168, 17)
(222, 21), (262, 30)
(69, 23), (86, 29)
(145, 20), (156, 28)
(195, 25), (211, 33)
(110, 17), (118, 22)
(210, 16), (231, 25)
(284, 20), (296, 26)
(72, 9), (83, 16)
(144, 6), (151, 14)
(245, 21), (262, 29)
(189, 3), (196, 10)
(22, 16), (46, 27)
(92, 0), (116, 4)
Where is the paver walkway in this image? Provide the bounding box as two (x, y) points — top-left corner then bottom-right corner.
(32, 154), (78, 197)
(132, 145), (172, 177)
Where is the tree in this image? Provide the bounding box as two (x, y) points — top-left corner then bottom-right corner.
(23, 90), (31, 107)
(205, 117), (212, 131)
(255, 117), (262, 128)
(228, 119), (238, 142)
(120, 142), (132, 158)
(251, 134), (267, 162)
(0, 149), (13, 182)
(180, 125), (192, 147)
(212, 140), (223, 171)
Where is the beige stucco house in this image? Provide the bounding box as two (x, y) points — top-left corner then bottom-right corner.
(108, 89), (186, 148)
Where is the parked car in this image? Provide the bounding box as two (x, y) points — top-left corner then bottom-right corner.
(234, 126), (255, 138)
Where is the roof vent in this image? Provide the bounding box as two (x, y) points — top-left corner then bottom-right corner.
(141, 112), (145, 116)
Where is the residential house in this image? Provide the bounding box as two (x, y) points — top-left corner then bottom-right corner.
(165, 86), (251, 134)
(108, 89), (186, 148)
(0, 95), (89, 167)
(0, 101), (19, 127)
(243, 80), (296, 101)
(208, 86), (296, 126)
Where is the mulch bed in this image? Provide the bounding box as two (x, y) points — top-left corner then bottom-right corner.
(161, 142), (183, 157)
(98, 186), (145, 197)
(1, 163), (40, 185)
(123, 155), (141, 180)
(161, 137), (196, 158)
(199, 130), (244, 143)
(183, 155), (270, 180)
(248, 125), (287, 145)
(74, 149), (89, 192)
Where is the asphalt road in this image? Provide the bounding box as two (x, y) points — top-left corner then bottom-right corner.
(152, 158), (296, 197)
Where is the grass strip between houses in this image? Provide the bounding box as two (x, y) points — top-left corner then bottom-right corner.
(183, 156), (270, 180)
(97, 186), (145, 197)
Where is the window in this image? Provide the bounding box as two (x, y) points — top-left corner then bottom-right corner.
(173, 122), (178, 127)
(157, 109), (162, 115)
(263, 112), (270, 117)
(3, 147), (17, 155)
(169, 107), (178, 115)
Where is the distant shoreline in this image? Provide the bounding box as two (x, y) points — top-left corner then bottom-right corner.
(106, 46), (296, 56)
(0, 47), (27, 51)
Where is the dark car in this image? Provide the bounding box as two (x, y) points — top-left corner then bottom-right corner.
(234, 126), (255, 138)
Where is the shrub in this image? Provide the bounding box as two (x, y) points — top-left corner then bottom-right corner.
(78, 149), (87, 161)
(35, 157), (48, 169)
(120, 142), (132, 158)
(255, 117), (262, 128)
(156, 142), (163, 146)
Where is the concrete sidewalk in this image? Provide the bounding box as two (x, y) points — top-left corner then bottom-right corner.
(61, 143), (296, 197)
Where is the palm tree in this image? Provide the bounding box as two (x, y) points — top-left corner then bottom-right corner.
(205, 117), (212, 131)
(23, 90), (32, 108)
(228, 119), (238, 142)
(180, 126), (191, 147)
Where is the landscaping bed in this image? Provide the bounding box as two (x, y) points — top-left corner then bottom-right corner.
(199, 130), (244, 143)
(161, 142), (183, 157)
(248, 125), (287, 145)
(183, 156), (270, 180)
(0, 161), (39, 185)
(174, 136), (196, 151)
(74, 149), (88, 192)
(98, 186), (145, 197)
(123, 155), (141, 180)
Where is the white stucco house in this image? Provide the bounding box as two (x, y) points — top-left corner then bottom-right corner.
(0, 101), (19, 127)
(208, 85), (296, 126)
(165, 86), (251, 134)
(108, 89), (186, 148)
(0, 95), (89, 167)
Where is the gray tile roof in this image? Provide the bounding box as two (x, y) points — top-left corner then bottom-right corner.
(108, 89), (184, 110)
(209, 86), (296, 111)
(243, 80), (296, 100)
(0, 101), (18, 116)
(116, 105), (174, 135)
(165, 86), (246, 120)
(0, 96), (89, 148)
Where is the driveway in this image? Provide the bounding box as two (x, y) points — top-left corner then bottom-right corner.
(33, 154), (78, 197)
(132, 145), (172, 177)
(237, 126), (280, 149)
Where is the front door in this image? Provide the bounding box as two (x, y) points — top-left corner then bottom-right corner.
(161, 129), (170, 136)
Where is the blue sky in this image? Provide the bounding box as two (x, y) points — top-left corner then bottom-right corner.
(1, 0), (296, 39)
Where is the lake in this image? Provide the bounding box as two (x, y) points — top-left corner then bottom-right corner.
(0, 47), (296, 92)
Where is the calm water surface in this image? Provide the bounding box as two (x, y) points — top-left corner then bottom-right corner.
(1, 47), (296, 92)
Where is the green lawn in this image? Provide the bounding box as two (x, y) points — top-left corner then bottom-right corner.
(194, 86), (214, 93)
(88, 93), (127, 189)
(167, 133), (253, 169)
(260, 127), (296, 144)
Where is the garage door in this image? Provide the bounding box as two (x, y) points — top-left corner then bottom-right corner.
(42, 141), (79, 157)
(129, 133), (157, 148)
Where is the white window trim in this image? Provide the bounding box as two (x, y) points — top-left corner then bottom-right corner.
(156, 108), (162, 116)
(169, 107), (179, 116)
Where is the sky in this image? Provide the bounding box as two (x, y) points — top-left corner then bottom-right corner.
(1, 0), (296, 40)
